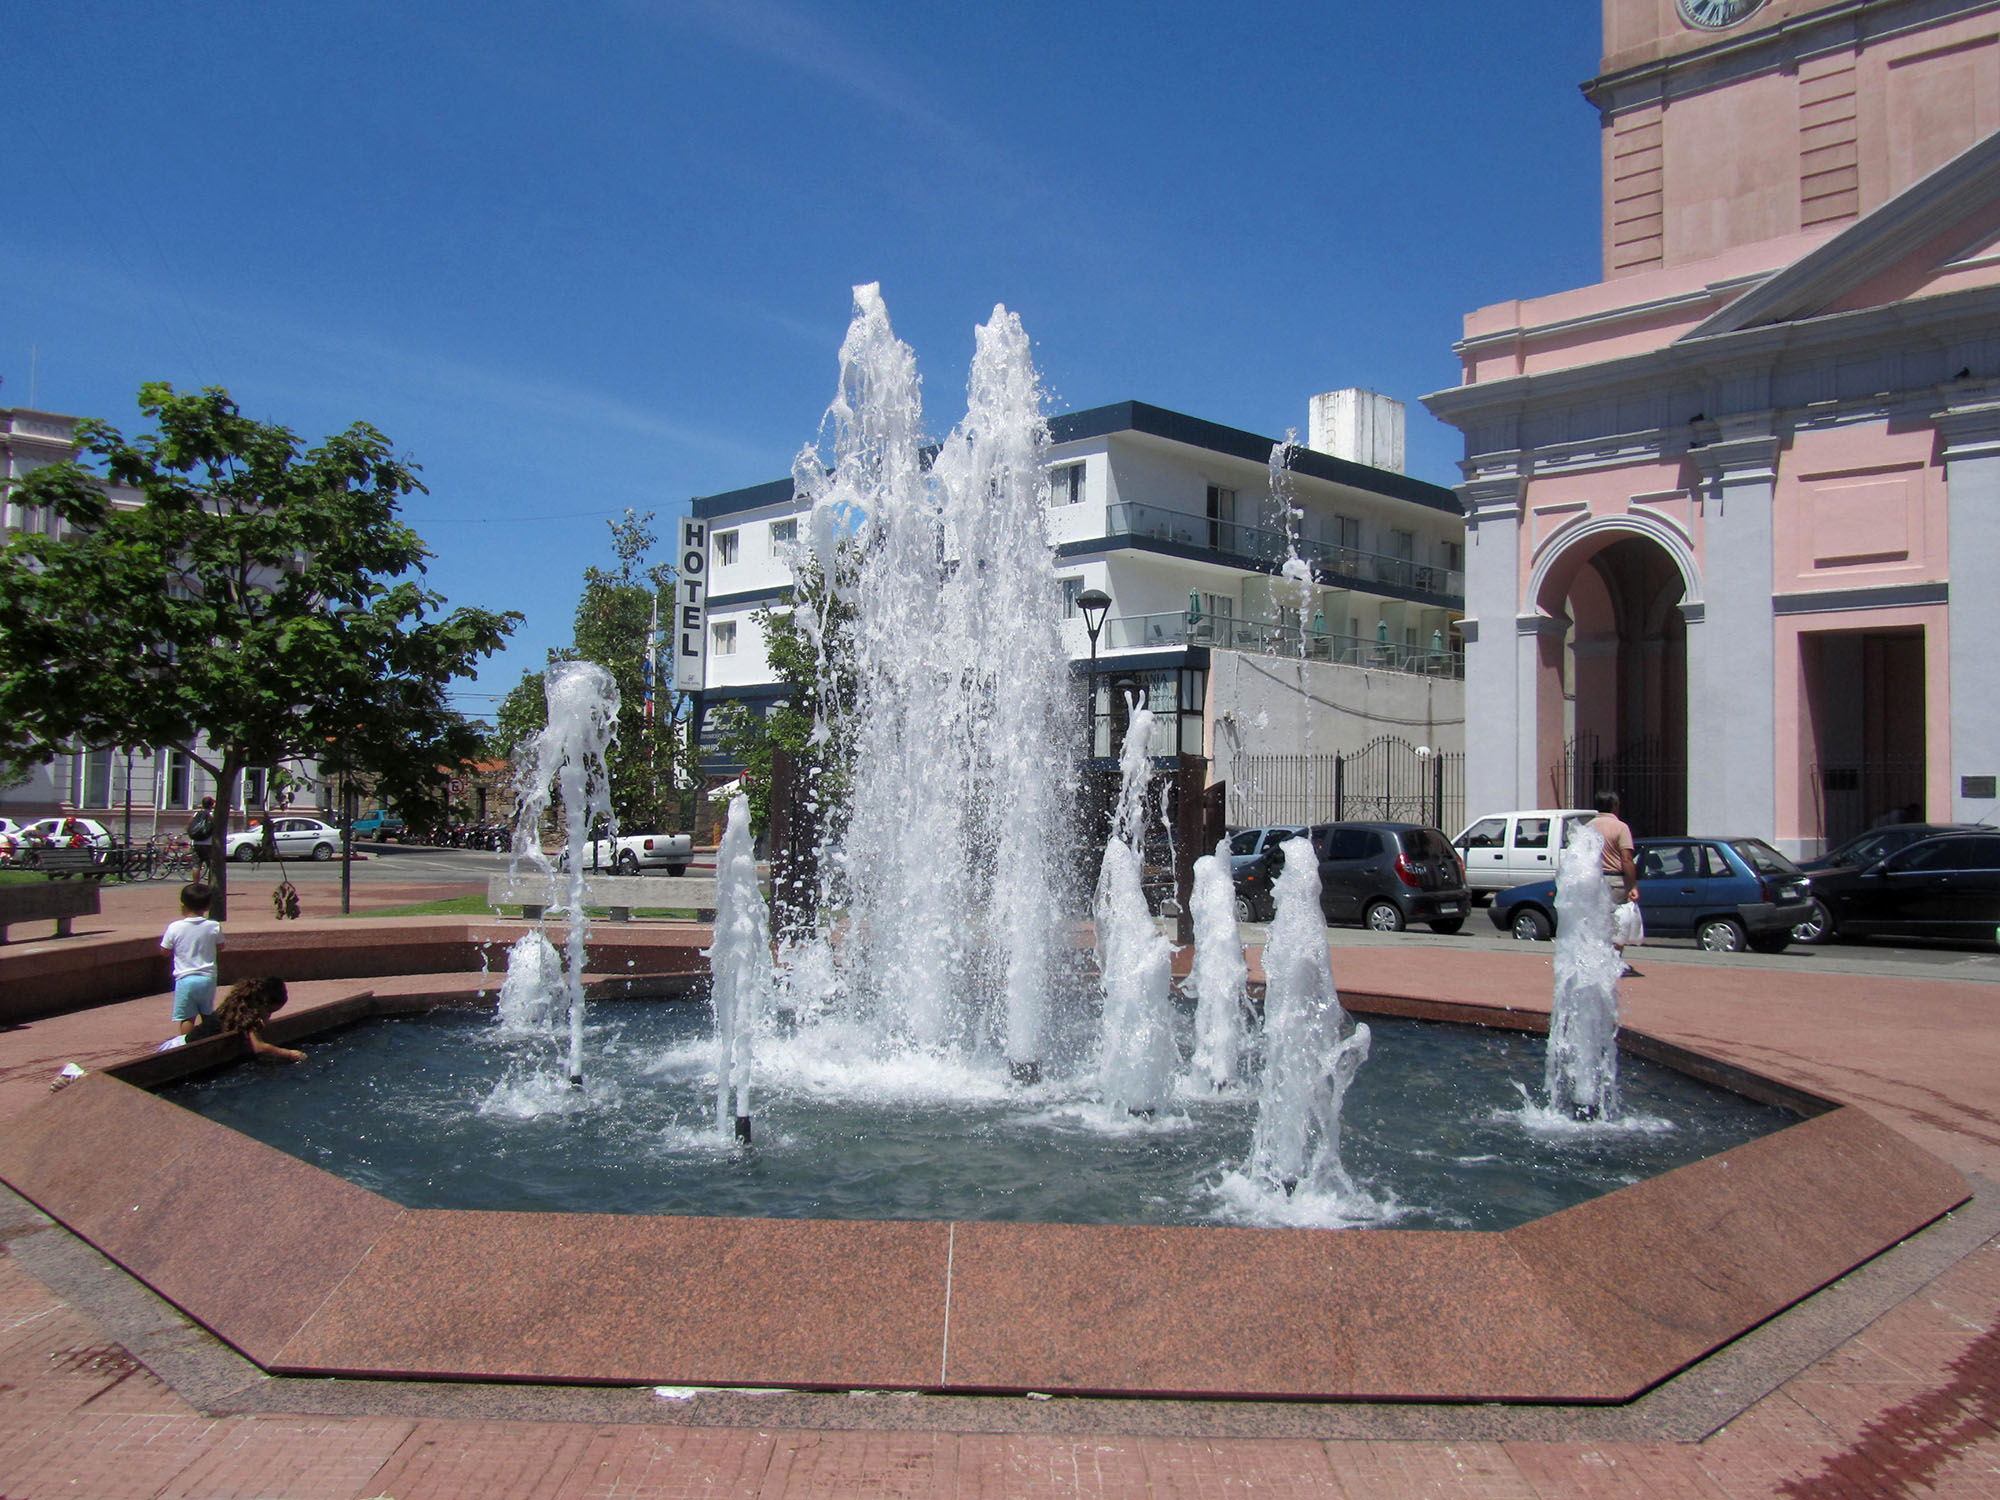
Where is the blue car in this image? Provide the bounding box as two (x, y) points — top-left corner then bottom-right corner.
(1488, 836), (1814, 953)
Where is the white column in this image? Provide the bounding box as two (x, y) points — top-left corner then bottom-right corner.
(1937, 399), (2000, 822)
(1460, 475), (1525, 818)
(1686, 430), (1778, 836)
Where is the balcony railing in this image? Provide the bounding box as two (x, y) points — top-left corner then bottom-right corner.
(1101, 611), (1464, 679)
(1102, 500), (1463, 599)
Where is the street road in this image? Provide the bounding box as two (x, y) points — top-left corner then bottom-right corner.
(232, 842), (1999, 985)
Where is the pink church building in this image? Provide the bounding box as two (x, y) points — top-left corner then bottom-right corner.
(1426, 0), (2000, 852)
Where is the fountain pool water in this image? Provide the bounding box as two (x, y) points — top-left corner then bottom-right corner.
(156, 1002), (1798, 1229)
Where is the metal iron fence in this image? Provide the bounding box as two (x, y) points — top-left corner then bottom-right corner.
(1226, 739), (1465, 833)
(1559, 733), (1686, 837)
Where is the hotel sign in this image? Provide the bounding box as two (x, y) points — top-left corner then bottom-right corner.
(674, 515), (708, 693)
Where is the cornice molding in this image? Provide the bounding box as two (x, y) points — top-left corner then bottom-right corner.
(1934, 396), (2000, 460)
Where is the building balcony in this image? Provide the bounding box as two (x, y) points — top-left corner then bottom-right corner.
(1101, 501), (1463, 602)
(1097, 610), (1464, 679)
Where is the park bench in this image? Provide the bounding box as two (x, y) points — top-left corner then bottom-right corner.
(0, 880), (101, 943)
(487, 874), (721, 923)
(33, 848), (115, 881)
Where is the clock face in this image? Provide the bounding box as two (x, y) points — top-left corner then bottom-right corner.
(1676, 0), (1769, 28)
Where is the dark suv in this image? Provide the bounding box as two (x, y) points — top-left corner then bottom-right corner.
(1235, 821), (1470, 933)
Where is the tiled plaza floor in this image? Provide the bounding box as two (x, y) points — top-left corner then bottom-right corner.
(0, 877), (1996, 1496)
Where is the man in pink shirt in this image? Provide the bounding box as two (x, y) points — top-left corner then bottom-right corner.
(1591, 791), (1640, 977)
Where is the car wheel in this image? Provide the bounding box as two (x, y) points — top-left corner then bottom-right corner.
(311, 842), (334, 861)
(231, 845), (253, 863)
(667, 863), (688, 876)
(616, 850), (641, 876)
(1696, 917), (1749, 952)
(1428, 917), (1465, 935)
(1791, 898), (1833, 945)
(1363, 899), (1406, 933)
(1510, 906), (1553, 941)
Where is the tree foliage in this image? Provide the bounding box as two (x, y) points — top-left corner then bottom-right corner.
(487, 510), (689, 833)
(0, 383), (520, 914)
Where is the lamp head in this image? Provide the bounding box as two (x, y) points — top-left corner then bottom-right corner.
(1077, 588), (1111, 644)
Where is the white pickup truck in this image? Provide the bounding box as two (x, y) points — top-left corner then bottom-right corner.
(574, 831), (694, 876)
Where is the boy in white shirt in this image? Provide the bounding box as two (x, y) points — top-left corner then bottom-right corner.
(160, 883), (223, 1034)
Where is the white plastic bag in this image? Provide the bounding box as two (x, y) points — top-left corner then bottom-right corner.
(1613, 900), (1644, 949)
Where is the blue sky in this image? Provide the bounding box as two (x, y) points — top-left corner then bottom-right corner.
(6, 1), (1604, 721)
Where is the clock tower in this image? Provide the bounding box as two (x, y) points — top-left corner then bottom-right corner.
(1590, 0), (2000, 276)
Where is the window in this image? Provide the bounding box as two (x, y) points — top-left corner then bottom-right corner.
(1459, 818), (1505, 849)
(241, 767), (268, 809)
(75, 750), (114, 807)
(1389, 529), (1416, 560)
(1206, 485), (1238, 549)
(1515, 818), (1550, 850)
(1330, 515), (1360, 554)
(1201, 593), (1234, 622)
(1049, 463), (1084, 506)
(1441, 540), (1463, 572)
(769, 518), (797, 548)
(715, 530), (739, 566)
(1060, 577), (1084, 616)
(162, 749), (191, 809)
(711, 620), (737, 656)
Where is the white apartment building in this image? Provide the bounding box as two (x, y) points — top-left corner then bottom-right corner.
(689, 394), (1467, 788)
(1, 405), (318, 837)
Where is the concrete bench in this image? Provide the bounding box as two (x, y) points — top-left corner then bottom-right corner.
(33, 847), (115, 881)
(487, 874), (722, 922)
(0, 880), (101, 943)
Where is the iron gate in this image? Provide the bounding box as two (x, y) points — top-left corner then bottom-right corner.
(1226, 739), (1464, 833)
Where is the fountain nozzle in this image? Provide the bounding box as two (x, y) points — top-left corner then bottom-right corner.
(1009, 1060), (1042, 1086)
(735, 1115), (753, 1144)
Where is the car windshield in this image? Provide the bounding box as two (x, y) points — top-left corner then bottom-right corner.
(1228, 830), (1262, 856)
(1729, 839), (1800, 877)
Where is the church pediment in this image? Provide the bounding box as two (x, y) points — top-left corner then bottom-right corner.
(1684, 129), (2000, 338)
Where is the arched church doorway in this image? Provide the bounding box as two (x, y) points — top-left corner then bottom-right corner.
(1537, 532), (1689, 836)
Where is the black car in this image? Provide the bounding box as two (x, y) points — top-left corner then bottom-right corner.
(1795, 822), (1991, 874)
(1798, 830), (2000, 946)
(1234, 821), (1469, 933)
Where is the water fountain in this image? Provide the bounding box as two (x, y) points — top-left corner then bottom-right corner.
(505, 659), (619, 1084)
(1545, 823), (1622, 1121)
(1186, 836), (1248, 1091)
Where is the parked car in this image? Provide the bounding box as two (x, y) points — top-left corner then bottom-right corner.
(1796, 830), (2000, 947)
(1489, 835), (1813, 952)
(1794, 822), (1991, 874)
(1226, 826), (1307, 877)
(574, 831), (694, 876)
(1235, 821), (1469, 932)
(226, 816), (342, 862)
(1453, 808), (1596, 902)
(20, 815), (115, 850)
(348, 808), (406, 842)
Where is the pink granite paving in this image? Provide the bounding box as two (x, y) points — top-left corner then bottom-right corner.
(0, 894), (1994, 1493)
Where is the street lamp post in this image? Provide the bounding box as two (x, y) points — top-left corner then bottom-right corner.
(1077, 589), (1111, 762)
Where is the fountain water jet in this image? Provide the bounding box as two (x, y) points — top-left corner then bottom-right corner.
(1250, 836), (1371, 1196)
(1094, 705), (1179, 1115)
(506, 659), (619, 1084)
(1187, 836), (1249, 1091)
(783, 285), (1075, 1076)
(1546, 823), (1622, 1120)
(706, 793), (774, 1142)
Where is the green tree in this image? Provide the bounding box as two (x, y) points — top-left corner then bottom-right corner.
(487, 510), (689, 834)
(0, 383), (520, 916)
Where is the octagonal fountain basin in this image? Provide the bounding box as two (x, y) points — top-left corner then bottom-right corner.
(152, 1002), (1799, 1232)
(0, 984), (1969, 1405)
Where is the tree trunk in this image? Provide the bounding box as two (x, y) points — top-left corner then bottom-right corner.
(207, 759), (242, 921)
